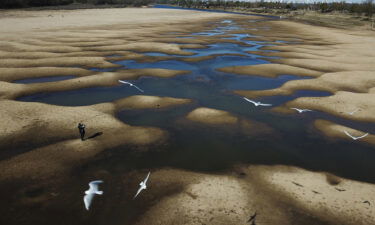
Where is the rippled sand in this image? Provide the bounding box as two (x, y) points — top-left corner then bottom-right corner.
(1, 7), (375, 225)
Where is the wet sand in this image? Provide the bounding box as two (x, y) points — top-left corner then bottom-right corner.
(1, 6), (375, 225)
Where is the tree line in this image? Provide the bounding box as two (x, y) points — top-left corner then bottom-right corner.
(0, 0), (373, 18)
(157, 0), (374, 18)
(0, 0), (152, 8)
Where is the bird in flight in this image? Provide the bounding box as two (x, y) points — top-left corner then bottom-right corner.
(343, 131), (369, 140)
(134, 172), (151, 199)
(118, 80), (144, 93)
(347, 109), (359, 115)
(84, 180), (103, 210)
(290, 108), (313, 113)
(243, 97), (272, 107)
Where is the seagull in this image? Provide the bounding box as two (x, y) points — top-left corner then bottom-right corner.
(347, 109), (359, 115)
(344, 131), (369, 140)
(134, 172), (151, 199)
(84, 180), (103, 210)
(291, 108), (313, 113)
(243, 97), (272, 107)
(118, 80), (144, 93)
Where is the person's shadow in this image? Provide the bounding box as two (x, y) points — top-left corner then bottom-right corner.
(85, 132), (103, 140)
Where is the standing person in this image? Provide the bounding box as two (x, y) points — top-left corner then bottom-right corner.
(78, 123), (86, 141)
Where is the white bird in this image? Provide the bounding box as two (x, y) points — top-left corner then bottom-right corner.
(243, 97), (272, 107)
(134, 172), (151, 199)
(344, 131), (369, 140)
(291, 108), (313, 113)
(118, 80), (144, 93)
(347, 109), (359, 115)
(84, 180), (103, 211)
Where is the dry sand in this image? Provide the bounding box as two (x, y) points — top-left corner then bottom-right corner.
(0, 95), (192, 180)
(128, 165), (375, 225)
(254, 165), (375, 225)
(185, 107), (274, 137)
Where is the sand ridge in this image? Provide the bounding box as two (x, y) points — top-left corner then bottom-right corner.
(0, 95), (192, 180)
(0, 68), (189, 100)
(230, 19), (375, 142)
(185, 107), (274, 137)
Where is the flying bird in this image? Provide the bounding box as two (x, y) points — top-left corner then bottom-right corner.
(118, 80), (144, 93)
(243, 97), (272, 107)
(134, 172), (151, 199)
(344, 131), (369, 140)
(84, 180), (103, 210)
(291, 108), (313, 113)
(347, 109), (359, 115)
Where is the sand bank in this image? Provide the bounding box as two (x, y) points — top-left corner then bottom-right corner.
(273, 91), (375, 123)
(231, 19), (375, 132)
(0, 68), (188, 100)
(0, 95), (192, 180)
(314, 119), (375, 145)
(185, 107), (273, 137)
(254, 165), (375, 225)
(217, 63), (323, 78)
(130, 164), (375, 225)
(237, 71), (375, 99)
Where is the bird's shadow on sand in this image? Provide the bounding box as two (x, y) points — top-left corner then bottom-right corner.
(85, 132), (103, 140)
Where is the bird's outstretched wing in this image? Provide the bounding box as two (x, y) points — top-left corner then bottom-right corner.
(118, 80), (130, 85)
(356, 133), (369, 139)
(134, 186), (144, 199)
(344, 131), (356, 140)
(243, 97), (257, 106)
(84, 194), (94, 210)
(144, 172), (151, 184)
(348, 109), (359, 115)
(258, 103), (272, 106)
(344, 131), (368, 140)
(132, 85), (144, 93)
(291, 107), (300, 112)
(89, 180), (103, 191)
(118, 80), (144, 92)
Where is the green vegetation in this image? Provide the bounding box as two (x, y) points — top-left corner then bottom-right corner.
(0, 0), (373, 20)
